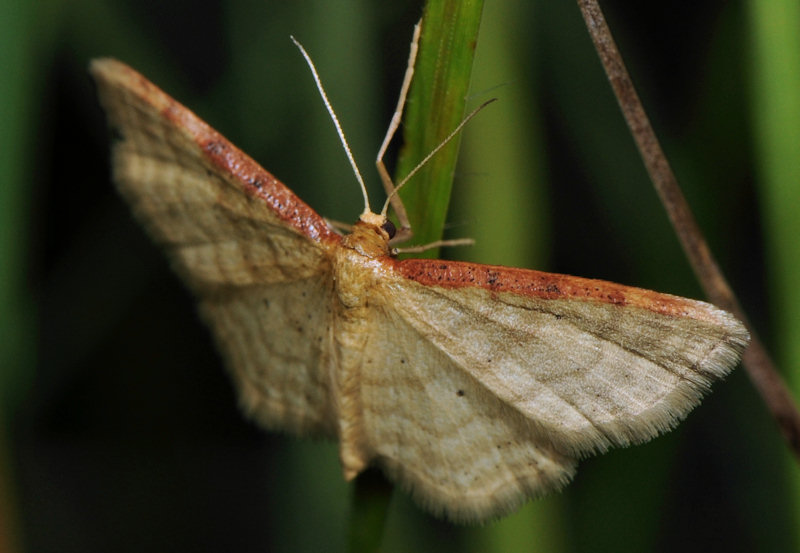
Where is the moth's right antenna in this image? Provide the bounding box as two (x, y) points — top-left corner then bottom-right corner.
(380, 98), (497, 218)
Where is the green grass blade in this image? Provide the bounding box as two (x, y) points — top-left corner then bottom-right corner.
(394, 0), (485, 256)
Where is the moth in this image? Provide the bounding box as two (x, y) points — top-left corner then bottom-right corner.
(90, 29), (749, 523)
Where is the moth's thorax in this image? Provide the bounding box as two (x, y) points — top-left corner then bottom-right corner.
(341, 217), (391, 259)
(336, 215), (393, 311)
(332, 236), (392, 311)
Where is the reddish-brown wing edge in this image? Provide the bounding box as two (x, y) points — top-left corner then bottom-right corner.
(394, 258), (728, 322)
(90, 58), (341, 246)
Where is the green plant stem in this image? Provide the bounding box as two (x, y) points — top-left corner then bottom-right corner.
(348, 469), (394, 553)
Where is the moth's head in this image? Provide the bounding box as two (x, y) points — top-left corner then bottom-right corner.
(359, 211), (396, 240)
(342, 211), (395, 258)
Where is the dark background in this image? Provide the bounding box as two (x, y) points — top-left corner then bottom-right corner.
(1, 0), (798, 551)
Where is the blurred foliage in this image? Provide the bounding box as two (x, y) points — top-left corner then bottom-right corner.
(1, 0), (798, 551)
(747, 0), (800, 547)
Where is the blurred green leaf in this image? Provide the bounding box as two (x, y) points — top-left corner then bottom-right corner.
(748, 0), (800, 549)
(1, 1), (42, 551)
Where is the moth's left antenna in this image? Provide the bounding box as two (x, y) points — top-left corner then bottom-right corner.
(290, 36), (372, 217)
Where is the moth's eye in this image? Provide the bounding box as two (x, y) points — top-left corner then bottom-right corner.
(381, 219), (397, 239)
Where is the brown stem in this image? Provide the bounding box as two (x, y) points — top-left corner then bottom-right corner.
(576, 0), (800, 459)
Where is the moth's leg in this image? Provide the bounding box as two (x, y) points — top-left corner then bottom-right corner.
(376, 21), (421, 244)
(393, 237), (475, 256)
(323, 218), (351, 235)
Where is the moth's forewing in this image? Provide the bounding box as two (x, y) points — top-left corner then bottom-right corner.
(91, 58), (341, 435)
